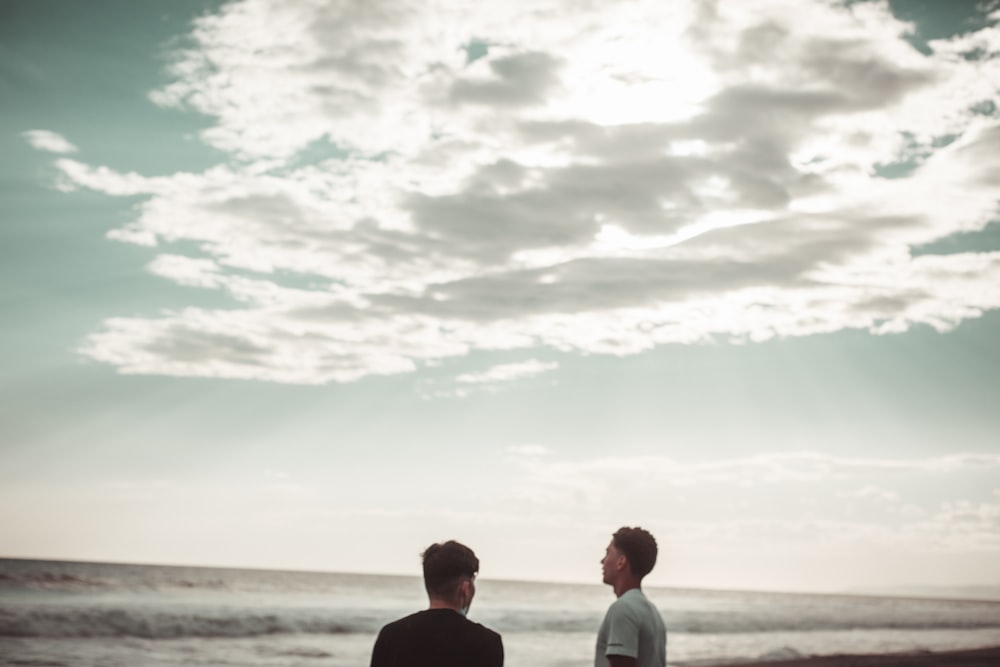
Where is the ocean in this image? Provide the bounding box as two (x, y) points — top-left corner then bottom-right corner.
(2, 558), (999, 666)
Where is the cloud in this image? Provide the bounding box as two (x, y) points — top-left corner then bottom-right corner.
(507, 451), (1000, 494)
(506, 444), (550, 457)
(418, 359), (558, 399)
(651, 508), (1000, 554)
(456, 359), (558, 384)
(502, 450), (1000, 553)
(449, 51), (563, 107)
(841, 485), (902, 505)
(46, 0), (1000, 384)
(23, 130), (78, 154)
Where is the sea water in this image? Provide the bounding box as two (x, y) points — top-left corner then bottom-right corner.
(2, 558), (999, 666)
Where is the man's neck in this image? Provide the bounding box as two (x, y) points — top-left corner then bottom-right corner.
(428, 598), (461, 612)
(614, 579), (642, 598)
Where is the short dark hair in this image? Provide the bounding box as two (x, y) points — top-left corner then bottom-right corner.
(422, 540), (479, 598)
(612, 526), (658, 578)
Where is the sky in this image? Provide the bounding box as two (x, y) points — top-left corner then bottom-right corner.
(2, 0), (1000, 596)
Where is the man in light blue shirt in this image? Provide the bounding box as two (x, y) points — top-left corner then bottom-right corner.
(595, 527), (667, 667)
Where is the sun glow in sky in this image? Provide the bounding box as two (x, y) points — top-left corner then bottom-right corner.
(2, 0), (1000, 595)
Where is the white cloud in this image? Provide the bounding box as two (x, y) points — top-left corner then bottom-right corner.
(506, 444), (550, 457)
(48, 0), (1000, 384)
(23, 130), (78, 154)
(418, 360), (558, 399)
(456, 359), (558, 384)
(501, 450), (1000, 556)
(842, 485), (901, 504)
(651, 507), (1000, 554)
(510, 451), (1000, 492)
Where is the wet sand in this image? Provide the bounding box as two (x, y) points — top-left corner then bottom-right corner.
(696, 646), (1000, 667)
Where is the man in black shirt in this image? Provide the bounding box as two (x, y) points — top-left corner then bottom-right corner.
(370, 540), (504, 667)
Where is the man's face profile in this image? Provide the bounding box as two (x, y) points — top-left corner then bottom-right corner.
(601, 541), (624, 585)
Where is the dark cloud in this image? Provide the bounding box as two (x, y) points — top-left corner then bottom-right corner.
(952, 123), (1000, 185)
(146, 327), (271, 366)
(449, 51), (562, 107)
(369, 207), (927, 323)
(516, 120), (682, 161)
(850, 290), (932, 316)
(307, 0), (413, 85)
(404, 154), (711, 260)
(691, 5), (936, 105)
(692, 211), (922, 266)
(370, 252), (816, 322)
(798, 38), (936, 107)
(406, 186), (602, 260)
(404, 145), (798, 258)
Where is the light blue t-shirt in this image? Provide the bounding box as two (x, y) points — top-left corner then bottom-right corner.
(594, 588), (666, 667)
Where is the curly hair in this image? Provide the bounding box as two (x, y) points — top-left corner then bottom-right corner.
(612, 526), (658, 578)
(421, 540), (479, 598)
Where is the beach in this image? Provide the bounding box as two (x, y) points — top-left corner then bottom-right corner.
(697, 646), (1000, 667)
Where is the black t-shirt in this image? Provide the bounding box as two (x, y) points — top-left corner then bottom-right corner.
(370, 608), (504, 667)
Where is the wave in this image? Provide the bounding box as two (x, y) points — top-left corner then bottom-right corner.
(0, 606), (383, 639)
(5, 604), (1000, 640)
(478, 608), (1000, 635)
(0, 562), (231, 593)
(0, 572), (109, 591)
(663, 611), (1000, 634)
(0, 559), (399, 595)
(5, 561), (1000, 641)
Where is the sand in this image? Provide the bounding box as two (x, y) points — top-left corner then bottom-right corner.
(694, 646), (1000, 667)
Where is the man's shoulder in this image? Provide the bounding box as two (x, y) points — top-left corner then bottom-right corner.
(466, 617), (502, 642)
(377, 609), (435, 634)
(608, 590), (641, 610)
(608, 590), (658, 616)
(449, 614), (503, 647)
(380, 610), (500, 641)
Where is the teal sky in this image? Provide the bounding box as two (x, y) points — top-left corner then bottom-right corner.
(2, 0), (999, 594)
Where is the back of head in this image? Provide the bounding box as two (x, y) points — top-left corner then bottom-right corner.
(422, 540), (479, 599)
(612, 526), (658, 578)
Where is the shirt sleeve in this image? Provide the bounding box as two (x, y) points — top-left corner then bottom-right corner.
(369, 626), (391, 667)
(603, 602), (639, 658)
(492, 633), (505, 667)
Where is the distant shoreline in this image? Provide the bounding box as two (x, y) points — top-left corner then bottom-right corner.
(684, 645), (1000, 667)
